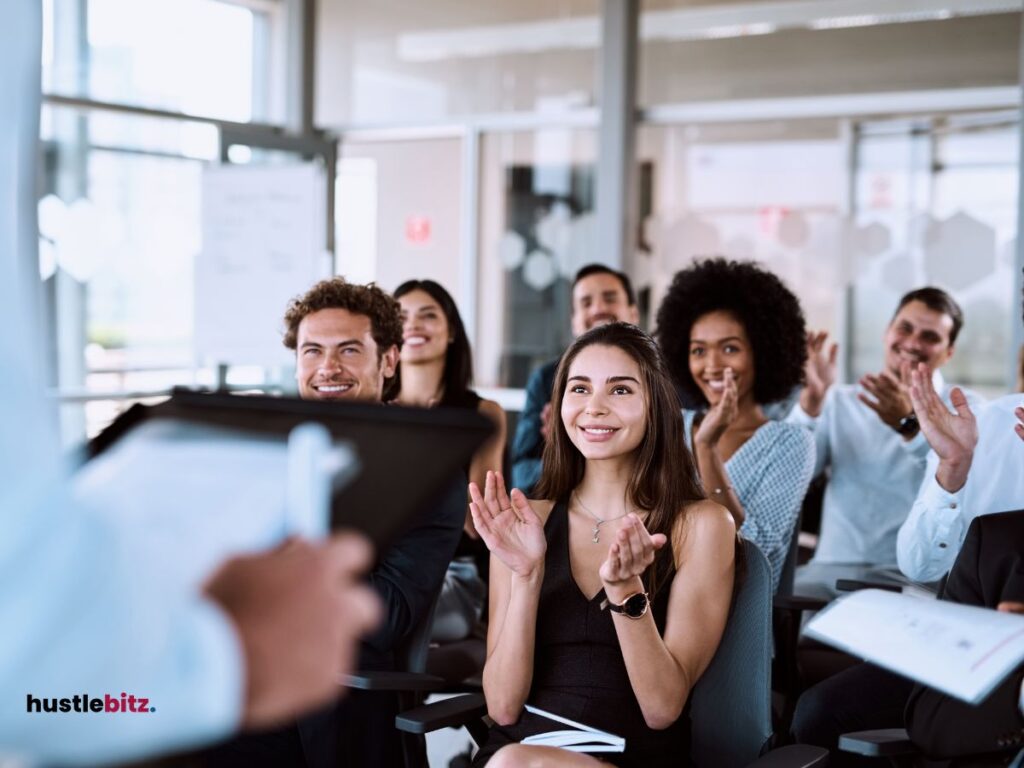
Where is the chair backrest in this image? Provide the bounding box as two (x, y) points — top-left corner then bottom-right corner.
(398, 591), (441, 674)
(690, 539), (774, 768)
(777, 507), (804, 597)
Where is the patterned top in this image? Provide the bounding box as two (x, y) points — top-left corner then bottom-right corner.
(683, 411), (815, 592)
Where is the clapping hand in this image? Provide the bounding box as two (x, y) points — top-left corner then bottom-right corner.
(859, 360), (913, 432)
(695, 367), (739, 448)
(599, 514), (667, 592)
(1015, 406), (1024, 443)
(908, 363), (978, 493)
(801, 331), (838, 417)
(469, 470), (546, 579)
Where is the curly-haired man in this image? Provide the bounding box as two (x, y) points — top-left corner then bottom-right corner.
(283, 277), (403, 402)
(220, 277), (464, 766)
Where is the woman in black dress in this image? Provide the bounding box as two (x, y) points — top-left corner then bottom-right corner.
(393, 278), (506, 513)
(394, 279), (505, 643)
(469, 322), (737, 768)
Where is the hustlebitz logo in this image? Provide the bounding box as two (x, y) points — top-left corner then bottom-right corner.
(27, 693), (155, 714)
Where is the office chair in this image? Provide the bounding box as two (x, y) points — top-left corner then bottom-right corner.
(395, 539), (829, 768)
(773, 507), (830, 731)
(343, 595), (447, 768)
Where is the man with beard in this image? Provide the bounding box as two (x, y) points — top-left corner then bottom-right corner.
(210, 278), (464, 767)
(789, 287), (982, 599)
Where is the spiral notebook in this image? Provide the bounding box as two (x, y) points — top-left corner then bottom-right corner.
(520, 705), (625, 753)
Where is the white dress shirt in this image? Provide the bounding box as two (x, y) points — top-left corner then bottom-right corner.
(787, 374), (982, 568)
(0, 5), (242, 762)
(897, 393), (1024, 583)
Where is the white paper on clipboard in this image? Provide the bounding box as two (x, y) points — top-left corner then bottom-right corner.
(804, 589), (1024, 704)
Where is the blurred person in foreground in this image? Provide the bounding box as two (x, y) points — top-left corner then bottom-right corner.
(0, 4), (379, 764)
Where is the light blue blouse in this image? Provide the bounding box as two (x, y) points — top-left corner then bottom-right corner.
(683, 411), (816, 592)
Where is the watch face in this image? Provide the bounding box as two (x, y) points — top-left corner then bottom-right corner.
(622, 592), (649, 618)
(898, 414), (920, 436)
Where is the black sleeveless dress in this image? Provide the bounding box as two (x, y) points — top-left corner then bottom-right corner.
(472, 500), (692, 767)
(444, 389), (490, 580)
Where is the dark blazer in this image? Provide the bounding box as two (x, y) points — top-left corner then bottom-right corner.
(510, 358), (558, 495)
(905, 509), (1024, 763)
(299, 476), (467, 768)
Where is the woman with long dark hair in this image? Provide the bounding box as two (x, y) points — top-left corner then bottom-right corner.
(469, 322), (736, 768)
(394, 279), (507, 526)
(393, 279), (506, 645)
(655, 258), (815, 592)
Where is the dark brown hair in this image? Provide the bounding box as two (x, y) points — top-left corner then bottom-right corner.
(573, 263), (636, 306)
(282, 277), (403, 353)
(535, 322), (706, 599)
(282, 278), (404, 399)
(394, 279), (473, 407)
(894, 287), (964, 346)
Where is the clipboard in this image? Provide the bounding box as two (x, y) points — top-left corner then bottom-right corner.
(87, 388), (494, 550)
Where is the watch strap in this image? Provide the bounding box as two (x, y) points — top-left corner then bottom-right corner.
(602, 590), (649, 619)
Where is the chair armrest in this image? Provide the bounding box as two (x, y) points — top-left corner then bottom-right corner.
(395, 692), (488, 735)
(838, 728), (916, 756)
(343, 670), (447, 692)
(745, 744), (830, 768)
(835, 579), (901, 593)
(774, 595), (829, 613)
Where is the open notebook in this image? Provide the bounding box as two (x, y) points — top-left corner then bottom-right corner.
(520, 705), (625, 753)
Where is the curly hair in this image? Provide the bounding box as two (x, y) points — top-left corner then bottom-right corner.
(655, 258), (807, 406)
(282, 277), (403, 356)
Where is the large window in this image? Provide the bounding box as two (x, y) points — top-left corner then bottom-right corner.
(638, 3), (1020, 108)
(44, 0), (283, 122)
(637, 120), (848, 347)
(477, 127), (598, 387)
(316, 1), (598, 127)
(42, 0), (284, 442)
(850, 116), (1019, 395)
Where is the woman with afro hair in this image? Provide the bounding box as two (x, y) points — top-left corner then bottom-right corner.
(655, 258), (815, 591)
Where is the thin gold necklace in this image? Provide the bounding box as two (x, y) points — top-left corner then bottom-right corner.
(573, 491), (633, 544)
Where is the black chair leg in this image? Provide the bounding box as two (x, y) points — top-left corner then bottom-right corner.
(398, 691), (429, 768)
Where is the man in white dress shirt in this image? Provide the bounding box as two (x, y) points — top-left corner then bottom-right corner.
(0, 3), (378, 763)
(897, 361), (1024, 583)
(789, 287), (980, 599)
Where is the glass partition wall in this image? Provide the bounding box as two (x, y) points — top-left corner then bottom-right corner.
(42, 0), (288, 441)
(41, 0), (1024, 444)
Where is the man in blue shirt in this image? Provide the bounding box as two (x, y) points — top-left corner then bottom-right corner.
(510, 264), (639, 493)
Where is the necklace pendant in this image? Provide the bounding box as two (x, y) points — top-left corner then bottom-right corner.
(592, 521), (602, 544)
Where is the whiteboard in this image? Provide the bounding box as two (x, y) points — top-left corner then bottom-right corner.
(195, 163), (331, 367)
